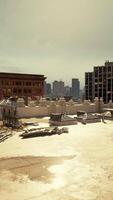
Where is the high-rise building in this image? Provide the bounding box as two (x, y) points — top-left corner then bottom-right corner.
(85, 72), (94, 101)
(94, 65), (105, 102)
(64, 86), (71, 97)
(44, 82), (51, 97)
(104, 61), (113, 103)
(71, 78), (80, 100)
(52, 80), (65, 97)
(85, 61), (113, 103)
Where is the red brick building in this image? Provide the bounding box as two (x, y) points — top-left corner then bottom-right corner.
(0, 72), (46, 99)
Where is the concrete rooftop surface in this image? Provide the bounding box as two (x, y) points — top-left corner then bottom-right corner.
(0, 120), (113, 200)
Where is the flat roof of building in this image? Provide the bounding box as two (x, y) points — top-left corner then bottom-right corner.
(0, 72), (46, 79)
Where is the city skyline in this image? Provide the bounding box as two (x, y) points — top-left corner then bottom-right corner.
(0, 1), (113, 87)
(45, 78), (81, 100)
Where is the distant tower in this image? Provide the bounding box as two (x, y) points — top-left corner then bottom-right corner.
(71, 78), (80, 100)
(53, 80), (65, 97)
(44, 82), (51, 97)
(64, 86), (71, 97)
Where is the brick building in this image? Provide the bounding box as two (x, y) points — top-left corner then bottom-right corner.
(0, 72), (46, 99)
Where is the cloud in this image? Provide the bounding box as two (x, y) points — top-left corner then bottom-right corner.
(0, 0), (113, 87)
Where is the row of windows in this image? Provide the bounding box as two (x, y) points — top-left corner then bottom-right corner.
(0, 80), (43, 87)
(2, 88), (32, 94)
(94, 66), (113, 73)
(2, 88), (42, 95)
(13, 88), (32, 94)
(95, 71), (113, 77)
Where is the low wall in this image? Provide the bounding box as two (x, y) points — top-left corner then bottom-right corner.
(17, 106), (49, 118)
(0, 98), (113, 119)
(16, 101), (113, 119)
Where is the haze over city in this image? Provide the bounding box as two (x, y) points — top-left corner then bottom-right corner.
(0, 0), (113, 87)
(1, 2), (113, 199)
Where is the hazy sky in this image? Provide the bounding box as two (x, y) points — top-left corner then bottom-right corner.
(0, 0), (113, 87)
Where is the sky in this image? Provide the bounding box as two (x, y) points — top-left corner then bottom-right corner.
(0, 0), (113, 88)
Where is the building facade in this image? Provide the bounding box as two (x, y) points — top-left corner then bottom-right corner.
(44, 82), (52, 97)
(85, 61), (113, 103)
(0, 72), (46, 99)
(52, 80), (65, 97)
(64, 86), (71, 97)
(85, 72), (94, 101)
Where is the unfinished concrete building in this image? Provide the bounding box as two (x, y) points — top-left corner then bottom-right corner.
(85, 72), (94, 102)
(85, 61), (113, 103)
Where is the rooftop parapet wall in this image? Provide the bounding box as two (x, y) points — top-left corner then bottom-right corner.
(0, 97), (113, 119)
(17, 106), (49, 118)
(16, 98), (113, 118)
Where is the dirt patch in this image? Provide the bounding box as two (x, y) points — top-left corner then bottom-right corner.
(0, 155), (75, 183)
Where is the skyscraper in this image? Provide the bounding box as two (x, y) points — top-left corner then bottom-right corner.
(52, 80), (65, 97)
(44, 82), (51, 97)
(64, 86), (71, 97)
(71, 78), (80, 100)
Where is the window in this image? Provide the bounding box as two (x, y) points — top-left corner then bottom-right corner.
(95, 85), (98, 91)
(13, 89), (17, 93)
(24, 89), (27, 93)
(16, 81), (22, 86)
(3, 89), (6, 94)
(94, 68), (98, 77)
(108, 66), (111, 72)
(26, 82), (31, 86)
(18, 89), (22, 94)
(6, 81), (10, 85)
(108, 79), (111, 91)
(99, 67), (102, 73)
(85, 79), (88, 84)
(28, 89), (31, 93)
